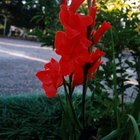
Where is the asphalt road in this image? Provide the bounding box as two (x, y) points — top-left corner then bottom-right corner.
(0, 37), (58, 96)
(0, 37), (138, 100)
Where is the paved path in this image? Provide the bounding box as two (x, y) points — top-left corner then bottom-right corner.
(0, 38), (138, 100)
(0, 38), (58, 96)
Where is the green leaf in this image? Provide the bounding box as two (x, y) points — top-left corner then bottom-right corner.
(128, 114), (140, 140)
(58, 95), (81, 140)
(132, 93), (140, 120)
(100, 129), (125, 140)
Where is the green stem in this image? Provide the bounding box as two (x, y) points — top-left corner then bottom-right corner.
(67, 91), (83, 131)
(81, 0), (92, 128)
(68, 73), (74, 100)
(82, 64), (89, 128)
(118, 49), (124, 112)
(87, 0), (91, 9)
(111, 29), (120, 129)
(63, 77), (68, 97)
(136, 50), (140, 90)
(63, 77), (82, 131)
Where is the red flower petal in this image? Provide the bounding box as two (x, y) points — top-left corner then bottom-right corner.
(36, 71), (52, 85)
(88, 60), (101, 78)
(36, 59), (62, 98)
(73, 67), (84, 85)
(88, 48), (105, 78)
(42, 84), (57, 98)
(91, 48), (105, 63)
(55, 31), (81, 56)
(55, 31), (92, 76)
(89, 6), (98, 27)
(69, 0), (85, 13)
(59, 5), (69, 28)
(59, 57), (75, 75)
(59, 5), (92, 47)
(93, 21), (112, 44)
(61, 0), (67, 5)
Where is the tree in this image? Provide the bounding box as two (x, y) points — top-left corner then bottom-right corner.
(0, 0), (40, 33)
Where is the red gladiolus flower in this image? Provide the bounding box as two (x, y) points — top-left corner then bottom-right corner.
(36, 59), (62, 98)
(55, 31), (92, 75)
(36, 0), (111, 98)
(88, 48), (105, 78)
(61, 0), (84, 13)
(59, 5), (92, 47)
(73, 48), (105, 85)
(73, 66), (84, 85)
(89, 6), (98, 27)
(61, 0), (67, 5)
(69, 0), (85, 13)
(93, 21), (112, 44)
(92, 0), (96, 6)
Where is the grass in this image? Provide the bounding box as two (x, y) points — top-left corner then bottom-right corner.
(0, 94), (134, 140)
(0, 94), (62, 140)
(0, 94), (96, 140)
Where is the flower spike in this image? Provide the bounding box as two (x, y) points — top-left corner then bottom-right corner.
(69, 0), (85, 13)
(93, 21), (112, 44)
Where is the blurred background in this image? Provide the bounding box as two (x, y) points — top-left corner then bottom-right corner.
(0, 0), (140, 97)
(0, 0), (139, 46)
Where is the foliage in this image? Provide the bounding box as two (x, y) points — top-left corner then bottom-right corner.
(0, 0), (39, 30)
(97, 0), (140, 51)
(80, 0), (140, 96)
(0, 94), (110, 139)
(0, 95), (62, 140)
(28, 28), (56, 47)
(93, 0), (140, 100)
(86, 0), (140, 138)
(86, 0), (140, 127)
(30, 0), (61, 46)
(0, 0), (61, 40)
(0, 92), (139, 140)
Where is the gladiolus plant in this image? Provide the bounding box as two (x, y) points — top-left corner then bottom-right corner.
(36, 0), (111, 138)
